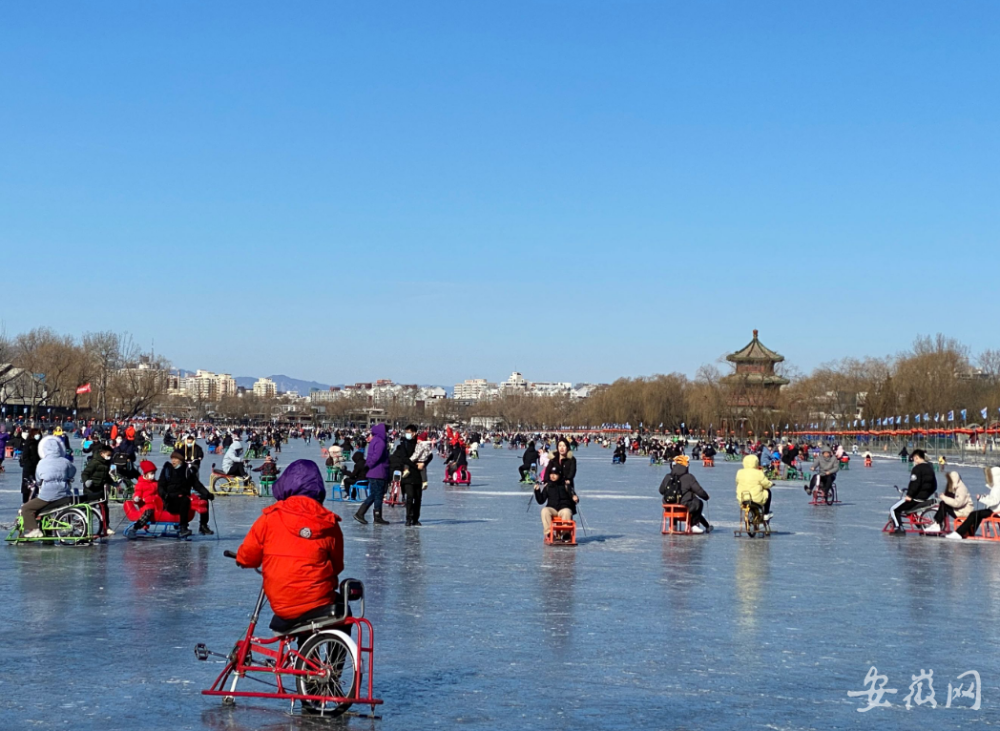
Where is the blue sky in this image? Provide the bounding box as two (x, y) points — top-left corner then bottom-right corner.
(2, 1), (998, 385)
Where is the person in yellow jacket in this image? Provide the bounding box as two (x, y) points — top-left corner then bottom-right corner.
(736, 454), (773, 520)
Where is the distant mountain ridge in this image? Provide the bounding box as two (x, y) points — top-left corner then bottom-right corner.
(234, 375), (331, 394)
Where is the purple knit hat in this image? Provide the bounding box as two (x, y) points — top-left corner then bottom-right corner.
(273, 459), (326, 503)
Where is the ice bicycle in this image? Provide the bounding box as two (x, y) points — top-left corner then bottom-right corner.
(6, 485), (107, 546)
(195, 550), (382, 717)
(209, 465), (259, 496)
(734, 492), (770, 538)
(443, 465), (471, 486)
(806, 474), (840, 505)
(384, 471), (404, 507)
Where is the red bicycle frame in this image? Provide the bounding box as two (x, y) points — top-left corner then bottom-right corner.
(199, 572), (382, 715)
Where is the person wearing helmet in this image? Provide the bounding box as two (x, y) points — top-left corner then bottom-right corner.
(52, 426), (71, 451)
(660, 455), (712, 533)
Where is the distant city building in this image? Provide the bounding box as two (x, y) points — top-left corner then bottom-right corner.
(454, 372), (598, 401)
(454, 379), (496, 401)
(308, 382), (447, 407)
(0, 364), (47, 406)
(166, 369), (236, 401)
(310, 387), (342, 403)
(571, 384), (601, 399)
(253, 378), (277, 398)
(500, 372), (527, 395)
(527, 382), (574, 397)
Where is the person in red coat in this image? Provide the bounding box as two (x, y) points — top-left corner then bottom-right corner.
(126, 459), (209, 531)
(236, 459), (345, 624)
(130, 460), (161, 526)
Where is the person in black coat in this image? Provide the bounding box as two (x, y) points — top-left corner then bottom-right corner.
(19, 428), (42, 503)
(659, 456), (711, 533)
(519, 441), (539, 481)
(888, 449), (937, 535)
(534, 439), (578, 537)
(342, 449), (368, 497)
(390, 427), (430, 526)
(445, 439), (468, 481)
(158, 451), (214, 538)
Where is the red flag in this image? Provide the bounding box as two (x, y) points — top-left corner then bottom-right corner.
(76, 383), (91, 395)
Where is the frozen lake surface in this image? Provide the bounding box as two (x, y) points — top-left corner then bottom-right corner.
(1, 440), (997, 729)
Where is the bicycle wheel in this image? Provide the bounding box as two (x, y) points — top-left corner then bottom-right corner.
(741, 505), (756, 538)
(54, 508), (90, 544)
(916, 506), (938, 530)
(825, 487), (835, 505)
(295, 630), (357, 716)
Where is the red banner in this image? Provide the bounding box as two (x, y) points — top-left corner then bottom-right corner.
(76, 383), (91, 395)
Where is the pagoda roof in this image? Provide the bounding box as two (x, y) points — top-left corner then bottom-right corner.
(726, 330), (785, 364)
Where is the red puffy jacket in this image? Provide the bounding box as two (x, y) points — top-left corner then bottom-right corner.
(236, 496), (344, 620)
(133, 476), (161, 509)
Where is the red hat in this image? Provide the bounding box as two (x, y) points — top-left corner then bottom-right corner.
(418, 431), (428, 441)
(140, 460), (156, 475)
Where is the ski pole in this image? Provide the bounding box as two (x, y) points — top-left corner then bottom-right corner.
(575, 504), (589, 536)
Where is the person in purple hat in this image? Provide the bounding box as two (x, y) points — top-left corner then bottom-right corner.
(354, 423), (390, 525)
(236, 459), (345, 623)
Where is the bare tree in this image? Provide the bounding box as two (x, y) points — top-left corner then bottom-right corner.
(11, 328), (83, 407)
(108, 335), (171, 418)
(83, 332), (121, 420)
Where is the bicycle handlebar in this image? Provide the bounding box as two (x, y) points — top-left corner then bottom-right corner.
(224, 550), (238, 559)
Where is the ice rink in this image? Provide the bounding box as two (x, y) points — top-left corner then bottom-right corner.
(1, 439), (995, 729)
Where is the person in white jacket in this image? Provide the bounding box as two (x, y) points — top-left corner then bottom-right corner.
(222, 440), (246, 478)
(925, 471), (973, 534)
(947, 466), (1000, 540)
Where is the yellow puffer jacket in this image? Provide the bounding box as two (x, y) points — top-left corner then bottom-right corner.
(736, 454), (772, 504)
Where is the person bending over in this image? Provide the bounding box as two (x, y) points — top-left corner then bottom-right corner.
(519, 441), (539, 481)
(660, 455), (711, 533)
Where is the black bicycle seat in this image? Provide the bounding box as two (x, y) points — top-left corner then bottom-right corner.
(269, 602), (346, 635)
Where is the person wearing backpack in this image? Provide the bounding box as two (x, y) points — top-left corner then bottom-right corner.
(659, 455), (712, 533)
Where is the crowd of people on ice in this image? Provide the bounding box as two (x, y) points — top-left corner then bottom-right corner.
(6, 416), (1000, 678)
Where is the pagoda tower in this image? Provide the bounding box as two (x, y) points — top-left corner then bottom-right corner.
(724, 330), (789, 409)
